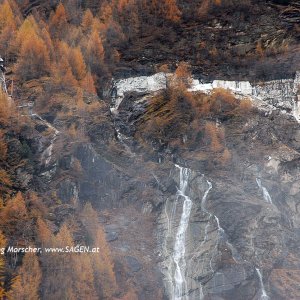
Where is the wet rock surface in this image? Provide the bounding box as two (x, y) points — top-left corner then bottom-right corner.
(13, 71), (300, 299)
(98, 73), (300, 299)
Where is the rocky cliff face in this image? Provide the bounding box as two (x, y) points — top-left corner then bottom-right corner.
(16, 70), (300, 299)
(101, 71), (300, 299)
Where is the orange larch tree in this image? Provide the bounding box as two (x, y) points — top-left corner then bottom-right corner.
(14, 32), (50, 81)
(85, 30), (105, 74)
(81, 71), (97, 94)
(52, 41), (77, 88)
(0, 232), (6, 299)
(81, 203), (117, 299)
(8, 252), (42, 300)
(81, 9), (94, 34)
(161, 0), (181, 23)
(10, 15), (39, 57)
(117, 0), (140, 39)
(69, 47), (87, 81)
(49, 3), (68, 40)
(0, 0), (17, 60)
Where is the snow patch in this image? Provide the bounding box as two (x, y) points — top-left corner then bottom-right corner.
(111, 72), (167, 113)
(111, 71), (300, 122)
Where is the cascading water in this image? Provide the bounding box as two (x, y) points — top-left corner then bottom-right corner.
(171, 165), (193, 300)
(42, 130), (59, 166)
(201, 180), (212, 213)
(115, 127), (135, 157)
(162, 166), (244, 300)
(256, 268), (270, 300)
(256, 178), (273, 204)
(0, 71), (8, 94)
(30, 113), (60, 166)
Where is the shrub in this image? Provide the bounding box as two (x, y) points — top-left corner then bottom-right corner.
(204, 121), (224, 152)
(238, 98), (252, 113)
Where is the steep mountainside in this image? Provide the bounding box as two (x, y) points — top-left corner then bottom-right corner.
(0, 0), (299, 299)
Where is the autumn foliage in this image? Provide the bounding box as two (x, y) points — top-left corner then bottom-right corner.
(8, 253), (42, 300)
(0, 1), (257, 298)
(138, 62), (252, 165)
(15, 33), (50, 81)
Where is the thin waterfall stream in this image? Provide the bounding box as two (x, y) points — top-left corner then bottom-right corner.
(172, 165), (193, 300)
(169, 166), (241, 300)
(256, 178), (273, 204)
(256, 268), (270, 300)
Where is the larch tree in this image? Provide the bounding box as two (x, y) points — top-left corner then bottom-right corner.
(3, 192), (27, 220)
(0, 91), (11, 125)
(41, 224), (76, 300)
(14, 32), (50, 81)
(73, 253), (98, 300)
(205, 121), (223, 153)
(161, 0), (181, 23)
(81, 9), (94, 34)
(0, 130), (7, 161)
(41, 27), (54, 61)
(69, 47), (87, 81)
(36, 218), (52, 247)
(170, 62), (192, 91)
(52, 41), (77, 87)
(117, 0), (139, 39)
(81, 203), (117, 299)
(49, 3), (68, 40)
(0, 0), (16, 31)
(85, 30), (105, 74)
(0, 232), (6, 300)
(10, 15), (39, 57)
(0, 0), (17, 59)
(8, 252), (42, 300)
(44, 223), (98, 300)
(98, 1), (113, 24)
(81, 71), (97, 94)
(143, 0), (160, 21)
(62, 0), (82, 23)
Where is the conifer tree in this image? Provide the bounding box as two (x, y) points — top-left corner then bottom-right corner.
(81, 9), (94, 34)
(0, 0), (17, 59)
(81, 203), (117, 298)
(69, 47), (87, 81)
(36, 218), (52, 247)
(0, 130), (7, 161)
(117, 0), (139, 39)
(0, 232), (6, 299)
(0, 0), (16, 32)
(14, 33), (50, 81)
(4, 192), (27, 219)
(161, 0), (181, 23)
(81, 71), (96, 94)
(49, 3), (68, 40)
(52, 41), (77, 87)
(85, 30), (105, 74)
(8, 253), (42, 300)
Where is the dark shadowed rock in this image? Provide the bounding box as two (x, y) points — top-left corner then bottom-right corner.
(125, 256), (142, 273)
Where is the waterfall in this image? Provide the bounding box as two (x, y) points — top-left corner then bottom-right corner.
(171, 165), (193, 300)
(201, 180), (212, 213)
(293, 98), (300, 122)
(31, 113), (60, 166)
(256, 268), (270, 300)
(199, 285), (204, 300)
(0, 71), (8, 94)
(256, 178), (273, 204)
(115, 127), (135, 157)
(161, 167), (243, 300)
